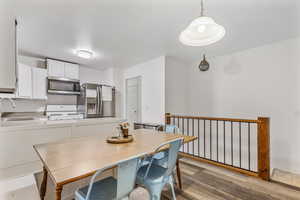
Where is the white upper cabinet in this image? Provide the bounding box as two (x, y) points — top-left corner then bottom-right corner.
(17, 63), (47, 99)
(32, 67), (47, 99)
(64, 63), (79, 80)
(47, 59), (65, 77)
(17, 63), (32, 98)
(0, 17), (16, 93)
(47, 58), (79, 80)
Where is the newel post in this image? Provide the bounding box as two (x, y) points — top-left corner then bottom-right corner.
(165, 113), (171, 125)
(257, 117), (270, 181)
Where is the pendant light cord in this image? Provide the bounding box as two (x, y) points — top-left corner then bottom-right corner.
(201, 0), (204, 16)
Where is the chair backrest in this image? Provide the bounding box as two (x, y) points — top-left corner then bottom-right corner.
(116, 158), (139, 199)
(85, 157), (139, 200)
(165, 124), (180, 133)
(163, 138), (183, 176)
(144, 138), (183, 179)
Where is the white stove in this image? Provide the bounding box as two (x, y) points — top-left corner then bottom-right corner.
(46, 105), (84, 121)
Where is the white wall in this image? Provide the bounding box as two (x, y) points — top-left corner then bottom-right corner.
(112, 67), (124, 118)
(79, 67), (114, 86)
(121, 56), (165, 123)
(166, 37), (300, 174)
(165, 57), (189, 115)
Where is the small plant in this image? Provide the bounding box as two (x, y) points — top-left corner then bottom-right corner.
(120, 122), (130, 137)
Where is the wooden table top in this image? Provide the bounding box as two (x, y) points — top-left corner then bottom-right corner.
(34, 129), (197, 186)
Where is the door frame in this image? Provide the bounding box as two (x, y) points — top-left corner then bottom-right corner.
(125, 76), (142, 122)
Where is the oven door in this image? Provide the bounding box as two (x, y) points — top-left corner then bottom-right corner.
(47, 77), (80, 95)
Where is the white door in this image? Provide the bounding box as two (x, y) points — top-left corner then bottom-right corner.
(64, 63), (79, 80)
(17, 63), (32, 98)
(32, 67), (47, 99)
(47, 59), (64, 77)
(126, 77), (141, 123)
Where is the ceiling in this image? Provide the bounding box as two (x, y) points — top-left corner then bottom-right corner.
(7, 0), (300, 69)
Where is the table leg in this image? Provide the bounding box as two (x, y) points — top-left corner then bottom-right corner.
(55, 185), (63, 200)
(40, 166), (48, 200)
(176, 159), (182, 190)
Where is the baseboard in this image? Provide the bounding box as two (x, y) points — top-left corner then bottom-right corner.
(271, 168), (300, 189)
(181, 157), (300, 190)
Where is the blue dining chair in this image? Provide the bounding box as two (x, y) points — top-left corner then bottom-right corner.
(153, 125), (180, 166)
(75, 157), (139, 200)
(157, 125), (183, 190)
(135, 138), (183, 200)
(139, 125), (179, 166)
(165, 124), (180, 134)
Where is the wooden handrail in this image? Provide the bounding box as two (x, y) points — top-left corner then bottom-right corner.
(167, 113), (259, 123)
(166, 113), (270, 181)
(257, 117), (270, 180)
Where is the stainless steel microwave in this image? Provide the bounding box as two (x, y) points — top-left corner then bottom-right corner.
(47, 77), (80, 95)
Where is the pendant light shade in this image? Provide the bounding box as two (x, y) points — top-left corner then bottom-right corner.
(179, 0), (225, 46)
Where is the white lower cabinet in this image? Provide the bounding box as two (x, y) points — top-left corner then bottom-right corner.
(0, 127), (71, 169)
(0, 120), (120, 170)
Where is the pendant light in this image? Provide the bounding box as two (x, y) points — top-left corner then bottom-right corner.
(179, 0), (225, 46)
(199, 54), (210, 71)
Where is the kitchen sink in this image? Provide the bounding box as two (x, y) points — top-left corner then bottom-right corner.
(2, 117), (40, 122)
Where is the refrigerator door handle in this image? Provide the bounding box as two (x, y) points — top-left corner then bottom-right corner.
(99, 86), (103, 116)
(96, 86), (100, 115)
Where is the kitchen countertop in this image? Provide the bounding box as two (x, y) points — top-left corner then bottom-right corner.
(0, 117), (123, 132)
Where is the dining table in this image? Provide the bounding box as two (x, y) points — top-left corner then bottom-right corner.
(33, 128), (197, 200)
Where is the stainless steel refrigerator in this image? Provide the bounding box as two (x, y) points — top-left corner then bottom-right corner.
(77, 83), (115, 118)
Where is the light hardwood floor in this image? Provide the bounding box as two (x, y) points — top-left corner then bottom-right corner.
(32, 158), (300, 200)
(163, 159), (300, 200)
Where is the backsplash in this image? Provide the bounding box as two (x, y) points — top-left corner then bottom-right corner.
(0, 95), (78, 113)
(0, 99), (46, 113)
(47, 94), (77, 105)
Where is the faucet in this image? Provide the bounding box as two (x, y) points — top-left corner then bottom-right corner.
(0, 98), (16, 109)
(0, 98), (17, 119)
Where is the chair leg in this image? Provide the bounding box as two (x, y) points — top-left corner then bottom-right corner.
(40, 166), (48, 200)
(150, 191), (161, 200)
(147, 184), (164, 200)
(169, 177), (177, 200)
(176, 160), (182, 190)
(172, 172), (177, 186)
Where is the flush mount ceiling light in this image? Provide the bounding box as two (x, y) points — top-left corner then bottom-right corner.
(179, 0), (225, 46)
(76, 50), (93, 59)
